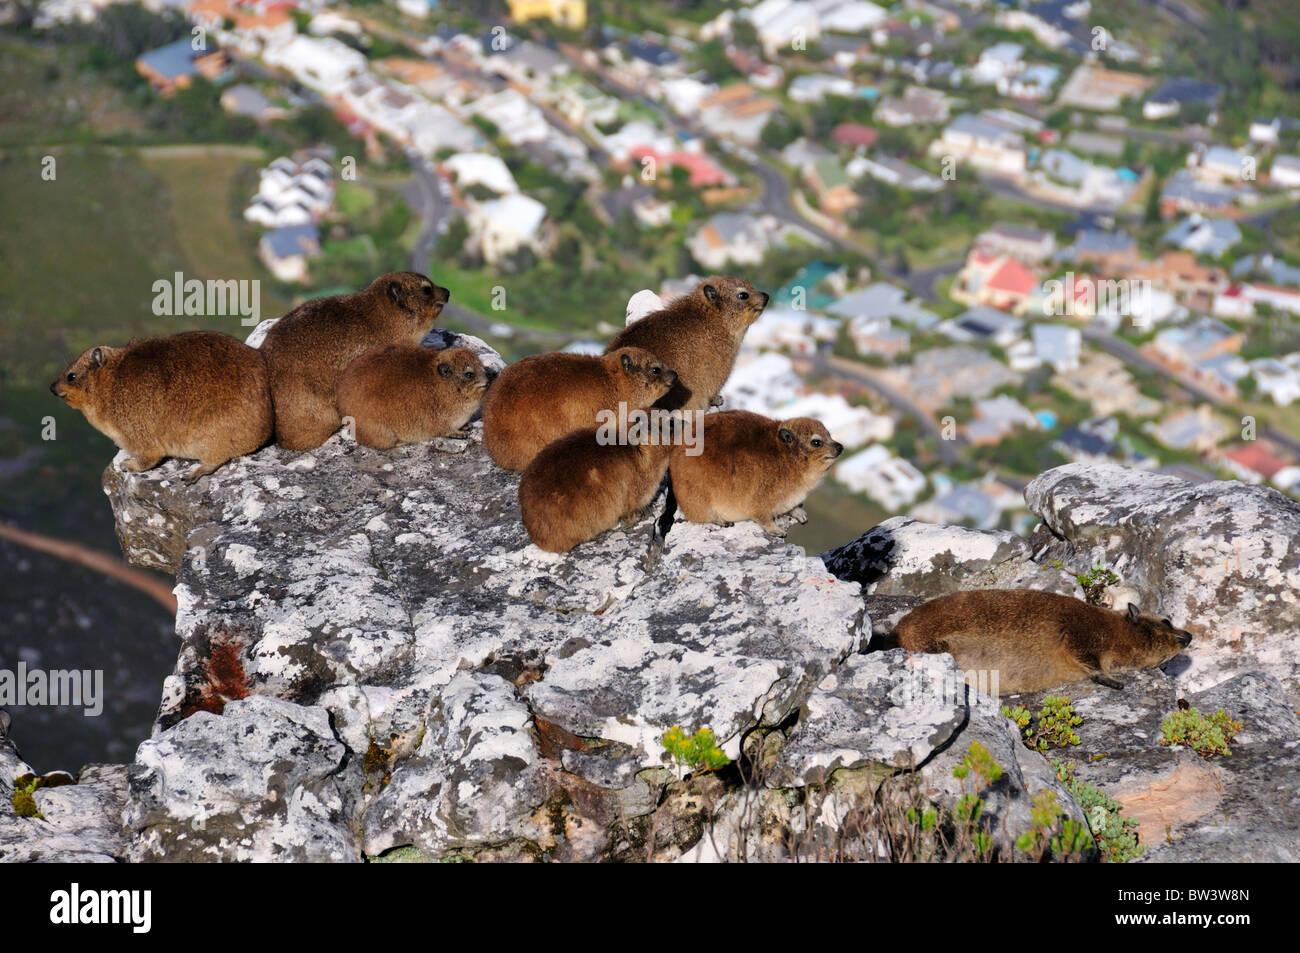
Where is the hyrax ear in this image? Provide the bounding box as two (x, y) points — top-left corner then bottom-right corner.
(438, 362), (452, 378)
(388, 281), (405, 309)
(621, 352), (634, 372)
(778, 427), (794, 445)
(703, 284), (719, 304)
(90, 347), (104, 368)
(1126, 603), (1142, 623)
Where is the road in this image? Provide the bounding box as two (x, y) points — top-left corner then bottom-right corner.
(1083, 327), (1300, 458)
(403, 150), (448, 274)
(813, 351), (968, 466)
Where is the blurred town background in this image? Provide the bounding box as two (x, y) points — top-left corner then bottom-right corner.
(1, 0), (1298, 768)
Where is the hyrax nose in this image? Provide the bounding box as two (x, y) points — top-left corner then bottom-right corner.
(1177, 632), (1192, 648)
(664, 369), (678, 387)
(833, 441), (843, 456)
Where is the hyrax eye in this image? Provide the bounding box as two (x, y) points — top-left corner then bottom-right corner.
(67, 373), (77, 382)
(811, 438), (823, 447)
(738, 291), (749, 300)
(651, 366), (661, 375)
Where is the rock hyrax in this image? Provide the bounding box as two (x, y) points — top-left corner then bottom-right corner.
(50, 331), (273, 481)
(670, 410), (842, 534)
(605, 276), (768, 411)
(482, 347), (676, 471)
(894, 589), (1194, 695)
(518, 427), (673, 553)
(260, 271), (450, 450)
(336, 345), (487, 450)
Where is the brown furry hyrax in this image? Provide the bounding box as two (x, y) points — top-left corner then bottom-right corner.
(894, 589), (1194, 695)
(670, 411), (842, 533)
(518, 427), (673, 553)
(50, 331), (273, 481)
(605, 276), (768, 411)
(260, 272), (449, 450)
(336, 345), (487, 450)
(481, 347), (677, 471)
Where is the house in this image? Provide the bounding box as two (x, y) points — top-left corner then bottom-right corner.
(1194, 352), (1251, 398)
(688, 213), (786, 270)
(1242, 283), (1300, 315)
(1250, 118), (1281, 146)
(468, 193), (549, 265)
(264, 36), (367, 95)
(259, 224), (321, 283)
(721, 351), (803, 413)
(939, 306), (1024, 348)
(1055, 63), (1152, 112)
(506, 0), (586, 30)
(1162, 215), (1242, 259)
(1250, 358), (1300, 405)
(974, 223), (1055, 264)
(875, 85), (950, 127)
(1212, 285), (1254, 320)
(1189, 145), (1252, 185)
(597, 183), (672, 227)
(696, 84), (780, 146)
(971, 42), (1024, 86)
(1234, 253), (1300, 287)
(1271, 155), (1300, 189)
(1147, 406), (1226, 453)
(911, 482), (1005, 529)
(1150, 317), (1243, 371)
(998, 63), (1059, 101)
(1159, 169), (1245, 217)
(834, 444), (927, 510)
(468, 88), (551, 145)
(848, 318), (911, 357)
(1218, 441), (1295, 486)
(804, 156), (860, 215)
(220, 85), (288, 122)
(1129, 251), (1229, 308)
(829, 282), (939, 329)
(1056, 350), (1161, 418)
(1032, 323), (1081, 372)
(1065, 131), (1127, 161)
(445, 153), (518, 196)
(951, 250), (1040, 313)
(963, 395), (1039, 447)
(928, 114), (1026, 175)
(995, 0), (1090, 51)
(820, 0), (887, 33)
(751, 0), (821, 57)
(1143, 77), (1221, 121)
(851, 154), (944, 191)
(1053, 426), (1120, 466)
(487, 39), (570, 93)
(136, 37), (228, 95)
(1058, 229), (1139, 273)
(744, 307), (839, 355)
(788, 74), (855, 104)
(779, 392), (894, 448)
(907, 347), (1020, 406)
(832, 123), (879, 152)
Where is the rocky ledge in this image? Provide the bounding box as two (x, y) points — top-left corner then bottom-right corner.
(2, 334), (1298, 862)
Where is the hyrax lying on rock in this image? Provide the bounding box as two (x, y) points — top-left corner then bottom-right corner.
(894, 589), (1194, 695)
(260, 272), (449, 450)
(50, 331), (273, 481)
(669, 411), (842, 534)
(518, 427), (674, 553)
(482, 347), (676, 471)
(336, 345), (487, 450)
(605, 276), (768, 411)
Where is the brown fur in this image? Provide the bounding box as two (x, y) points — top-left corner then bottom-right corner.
(670, 411), (842, 533)
(518, 428), (672, 553)
(336, 345), (487, 450)
(50, 331), (273, 481)
(605, 276), (768, 411)
(260, 271), (449, 450)
(894, 589), (1194, 695)
(482, 347), (677, 471)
